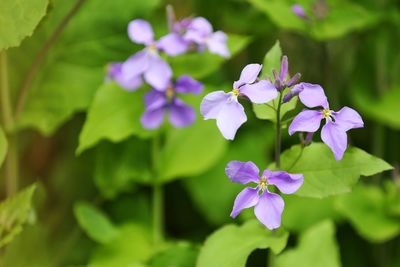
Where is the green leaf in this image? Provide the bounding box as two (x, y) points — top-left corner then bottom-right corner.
(260, 40), (281, 78)
(0, 0), (49, 49)
(184, 130), (274, 225)
(169, 34), (250, 79)
(88, 223), (153, 267)
(148, 242), (199, 267)
(74, 201), (119, 244)
(159, 117), (227, 183)
(248, 0), (380, 41)
(0, 184), (36, 247)
(253, 93), (297, 123)
(197, 220), (288, 267)
(94, 138), (152, 199)
(0, 127), (7, 167)
(11, 0), (160, 135)
(335, 184), (400, 242)
(277, 143), (392, 198)
(275, 220), (341, 267)
(353, 86), (400, 129)
(77, 82), (153, 154)
(282, 195), (342, 232)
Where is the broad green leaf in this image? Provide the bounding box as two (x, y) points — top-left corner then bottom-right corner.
(353, 86), (400, 129)
(94, 138), (151, 199)
(275, 220), (341, 267)
(197, 220), (288, 267)
(148, 242), (199, 267)
(74, 201), (119, 244)
(11, 0), (160, 135)
(253, 93), (297, 123)
(169, 34), (250, 79)
(0, 184), (36, 247)
(277, 143), (392, 198)
(335, 184), (400, 242)
(282, 195), (342, 232)
(248, 0), (380, 41)
(77, 82), (153, 154)
(0, 127), (7, 167)
(159, 118), (227, 183)
(0, 0), (48, 49)
(3, 225), (52, 267)
(260, 40), (281, 78)
(184, 129), (274, 225)
(88, 223), (153, 267)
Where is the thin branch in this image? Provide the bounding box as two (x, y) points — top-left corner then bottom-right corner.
(15, 0), (86, 116)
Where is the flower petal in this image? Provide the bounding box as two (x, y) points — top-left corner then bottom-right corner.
(254, 191), (284, 230)
(174, 75), (204, 94)
(321, 120), (348, 160)
(128, 19), (154, 45)
(233, 64), (262, 89)
(239, 80), (278, 104)
(108, 63), (143, 91)
(122, 51), (150, 78)
(216, 100), (247, 140)
(288, 109), (323, 135)
(141, 107), (165, 129)
(144, 89), (167, 110)
(267, 171), (304, 194)
(188, 17), (213, 35)
(230, 187), (260, 218)
(206, 31), (230, 58)
(156, 33), (189, 56)
(144, 57), (172, 90)
(298, 83), (329, 109)
(200, 91), (231, 120)
(168, 98), (196, 127)
(225, 160), (260, 184)
(333, 106), (364, 131)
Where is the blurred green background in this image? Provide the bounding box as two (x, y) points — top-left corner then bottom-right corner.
(0, 0), (400, 266)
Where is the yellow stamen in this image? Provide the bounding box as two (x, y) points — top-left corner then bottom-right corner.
(232, 88), (240, 96)
(322, 109), (332, 119)
(258, 177), (268, 191)
(166, 85), (174, 100)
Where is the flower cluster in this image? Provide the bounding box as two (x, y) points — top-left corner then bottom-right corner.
(201, 55), (363, 229)
(107, 12), (229, 129)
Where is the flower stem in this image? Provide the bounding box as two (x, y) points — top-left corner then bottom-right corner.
(275, 92), (283, 168)
(151, 135), (164, 245)
(0, 51), (19, 196)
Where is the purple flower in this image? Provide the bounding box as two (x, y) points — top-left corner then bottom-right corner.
(288, 83), (364, 160)
(117, 19), (190, 91)
(106, 62), (142, 91)
(183, 17), (230, 58)
(226, 161), (304, 229)
(141, 75), (203, 129)
(200, 64), (278, 140)
(272, 56), (301, 91)
(292, 4), (308, 19)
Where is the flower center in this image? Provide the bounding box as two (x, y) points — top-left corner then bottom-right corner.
(258, 176), (268, 191)
(231, 88), (240, 96)
(166, 85), (174, 101)
(322, 108), (332, 119)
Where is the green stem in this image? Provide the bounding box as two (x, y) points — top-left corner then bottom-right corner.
(151, 135), (164, 245)
(275, 92), (283, 168)
(0, 51), (19, 196)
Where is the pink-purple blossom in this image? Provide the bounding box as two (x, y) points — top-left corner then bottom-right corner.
(141, 75), (203, 129)
(292, 4), (308, 19)
(272, 56), (301, 91)
(226, 161), (304, 229)
(200, 64), (278, 140)
(288, 83), (364, 160)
